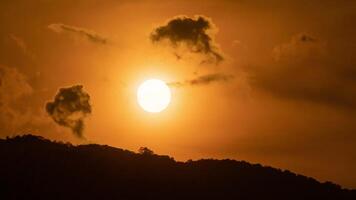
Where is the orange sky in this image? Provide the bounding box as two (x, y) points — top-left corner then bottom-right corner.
(1, 0), (356, 188)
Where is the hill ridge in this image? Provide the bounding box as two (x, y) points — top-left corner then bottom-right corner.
(0, 134), (355, 200)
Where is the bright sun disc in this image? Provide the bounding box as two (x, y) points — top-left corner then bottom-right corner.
(137, 79), (171, 113)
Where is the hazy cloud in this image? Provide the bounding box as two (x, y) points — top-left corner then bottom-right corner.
(48, 23), (108, 44)
(0, 65), (32, 102)
(272, 33), (324, 62)
(249, 33), (356, 110)
(168, 73), (234, 87)
(150, 15), (224, 64)
(9, 35), (27, 54)
(46, 85), (92, 138)
(232, 40), (241, 47)
(9, 34), (35, 59)
(0, 65), (34, 132)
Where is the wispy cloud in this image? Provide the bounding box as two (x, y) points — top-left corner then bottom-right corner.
(168, 73), (234, 87)
(48, 23), (108, 44)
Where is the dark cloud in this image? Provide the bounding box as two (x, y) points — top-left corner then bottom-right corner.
(46, 85), (91, 138)
(297, 33), (317, 43)
(150, 15), (224, 64)
(48, 23), (108, 44)
(168, 73), (234, 87)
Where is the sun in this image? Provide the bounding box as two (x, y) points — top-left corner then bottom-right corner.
(137, 79), (171, 113)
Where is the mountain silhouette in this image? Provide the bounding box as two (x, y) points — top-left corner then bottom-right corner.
(0, 134), (355, 200)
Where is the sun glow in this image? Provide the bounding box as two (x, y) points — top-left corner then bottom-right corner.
(137, 79), (171, 113)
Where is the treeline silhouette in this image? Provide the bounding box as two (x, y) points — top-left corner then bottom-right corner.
(0, 135), (355, 200)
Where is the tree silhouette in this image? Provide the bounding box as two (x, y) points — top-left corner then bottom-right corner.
(138, 146), (154, 155)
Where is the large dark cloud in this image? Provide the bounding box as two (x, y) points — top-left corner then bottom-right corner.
(48, 23), (108, 44)
(46, 85), (92, 138)
(150, 16), (224, 64)
(168, 73), (234, 87)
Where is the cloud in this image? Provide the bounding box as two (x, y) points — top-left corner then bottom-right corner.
(0, 65), (34, 133)
(150, 15), (224, 64)
(48, 23), (108, 44)
(248, 33), (356, 110)
(168, 73), (234, 87)
(272, 33), (324, 62)
(46, 85), (92, 138)
(232, 40), (241, 47)
(0, 65), (33, 102)
(9, 34), (35, 59)
(9, 35), (28, 54)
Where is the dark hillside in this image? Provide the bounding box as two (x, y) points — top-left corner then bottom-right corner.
(0, 135), (355, 200)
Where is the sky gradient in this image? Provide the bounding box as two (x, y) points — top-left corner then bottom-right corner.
(0, 0), (355, 188)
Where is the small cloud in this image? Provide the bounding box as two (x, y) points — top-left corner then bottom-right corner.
(297, 34), (317, 43)
(168, 73), (234, 87)
(232, 40), (241, 47)
(46, 85), (92, 138)
(48, 23), (108, 44)
(9, 34), (35, 59)
(272, 33), (323, 61)
(150, 15), (224, 64)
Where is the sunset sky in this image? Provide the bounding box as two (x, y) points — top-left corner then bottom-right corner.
(1, 0), (356, 188)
